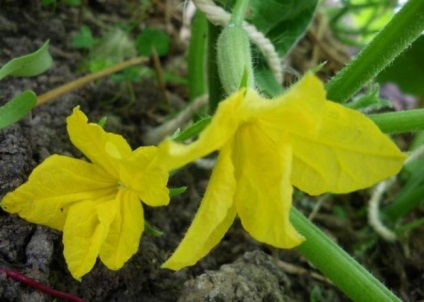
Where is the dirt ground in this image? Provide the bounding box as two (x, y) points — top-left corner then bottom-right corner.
(0, 1), (423, 301)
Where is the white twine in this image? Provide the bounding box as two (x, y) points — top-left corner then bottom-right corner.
(367, 145), (424, 241)
(368, 179), (397, 242)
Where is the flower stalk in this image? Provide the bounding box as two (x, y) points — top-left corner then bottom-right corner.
(369, 108), (424, 133)
(217, 0), (254, 96)
(229, 0), (250, 27)
(291, 208), (401, 302)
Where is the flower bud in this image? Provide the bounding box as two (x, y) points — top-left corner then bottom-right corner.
(217, 25), (255, 95)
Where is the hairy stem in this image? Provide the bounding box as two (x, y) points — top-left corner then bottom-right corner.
(229, 0), (249, 27)
(207, 22), (222, 113)
(326, 0), (424, 103)
(188, 11), (208, 101)
(291, 209), (401, 301)
(369, 108), (424, 133)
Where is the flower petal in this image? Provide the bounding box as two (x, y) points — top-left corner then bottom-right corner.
(63, 200), (114, 280)
(290, 101), (406, 195)
(120, 146), (169, 207)
(158, 90), (245, 171)
(233, 124), (304, 248)
(162, 143), (237, 270)
(99, 190), (144, 270)
(67, 107), (132, 177)
(1, 155), (116, 230)
(253, 73), (326, 139)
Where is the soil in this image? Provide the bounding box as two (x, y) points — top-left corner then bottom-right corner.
(0, 1), (423, 302)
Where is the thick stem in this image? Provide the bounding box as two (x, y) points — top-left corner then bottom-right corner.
(369, 109), (424, 133)
(229, 0), (249, 27)
(383, 164), (424, 221)
(384, 183), (424, 222)
(188, 11), (208, 101)
(207, 22), (222, 114)
(326, 0), (424, 103)
(291, 208), (401, 302)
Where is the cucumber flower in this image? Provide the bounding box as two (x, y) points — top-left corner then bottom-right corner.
(1, 107), (169, 280)
(158, 73), (406, 270)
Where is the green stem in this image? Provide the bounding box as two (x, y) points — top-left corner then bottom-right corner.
(291, 208), (401, 301)
(326, 0), (424, 103)
(383, 164), (424, 221)
(397, 217), (424, 234)
(368, 109), (424, 133)
(384, 183), (424, 222)
(229, 0), (249, 27)
(188, 11), (208, 101)
(207, 22), (222, 114)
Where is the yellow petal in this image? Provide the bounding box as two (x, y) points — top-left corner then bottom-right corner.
(63, 200), (112, 280)
(253, 73), (326, 139)
(1, 155), (116, 230)
(232, 124), (304, 248)
(67, 107), (132, 178)
(162, 143), (237, 270)
(290, 101), (406, 195)
(158, 90), (245, 171)
(120, 146), (169, 207)
(99, 190), (144, 270)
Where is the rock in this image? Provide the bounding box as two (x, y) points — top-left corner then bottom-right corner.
(178, 250), (292, 302)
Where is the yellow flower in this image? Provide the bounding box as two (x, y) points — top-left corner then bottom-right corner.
(158, 73), (406, 270)
(1, 107), (169, 280)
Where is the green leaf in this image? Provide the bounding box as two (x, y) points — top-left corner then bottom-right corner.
(169, 186), (188, 197)
(309, 285), (323, 302)
(97, 116), (107, 128)
(346, 83), (391, 111)
(221, 0), (318, 96)
(164, 72), (188, 85)
(349, 0), (394, 43)
(310, 61), (327, 74)
(136, 29), (170, 57)
(41, 0), (56, 6)
(329, 0), (396, 46)
(72, 25), (95, 49)
(87, 28), (136, 72)
(221, 0), (317, 61)
(0, 41), (52, 81)
(111, 66), (144, 83)
(397, 217), (424, 235)
(144, 221), (163, 237)
(88, 59), (108, 73)
(172, 117), (212, 142)
(63, 0), (81, 6)
(332, 205), (348, 221)
(377, 36), (424, 96)
(0, 90), (37, 129)
(248, 0), (318, 56)
(254, 62), (283, 97)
